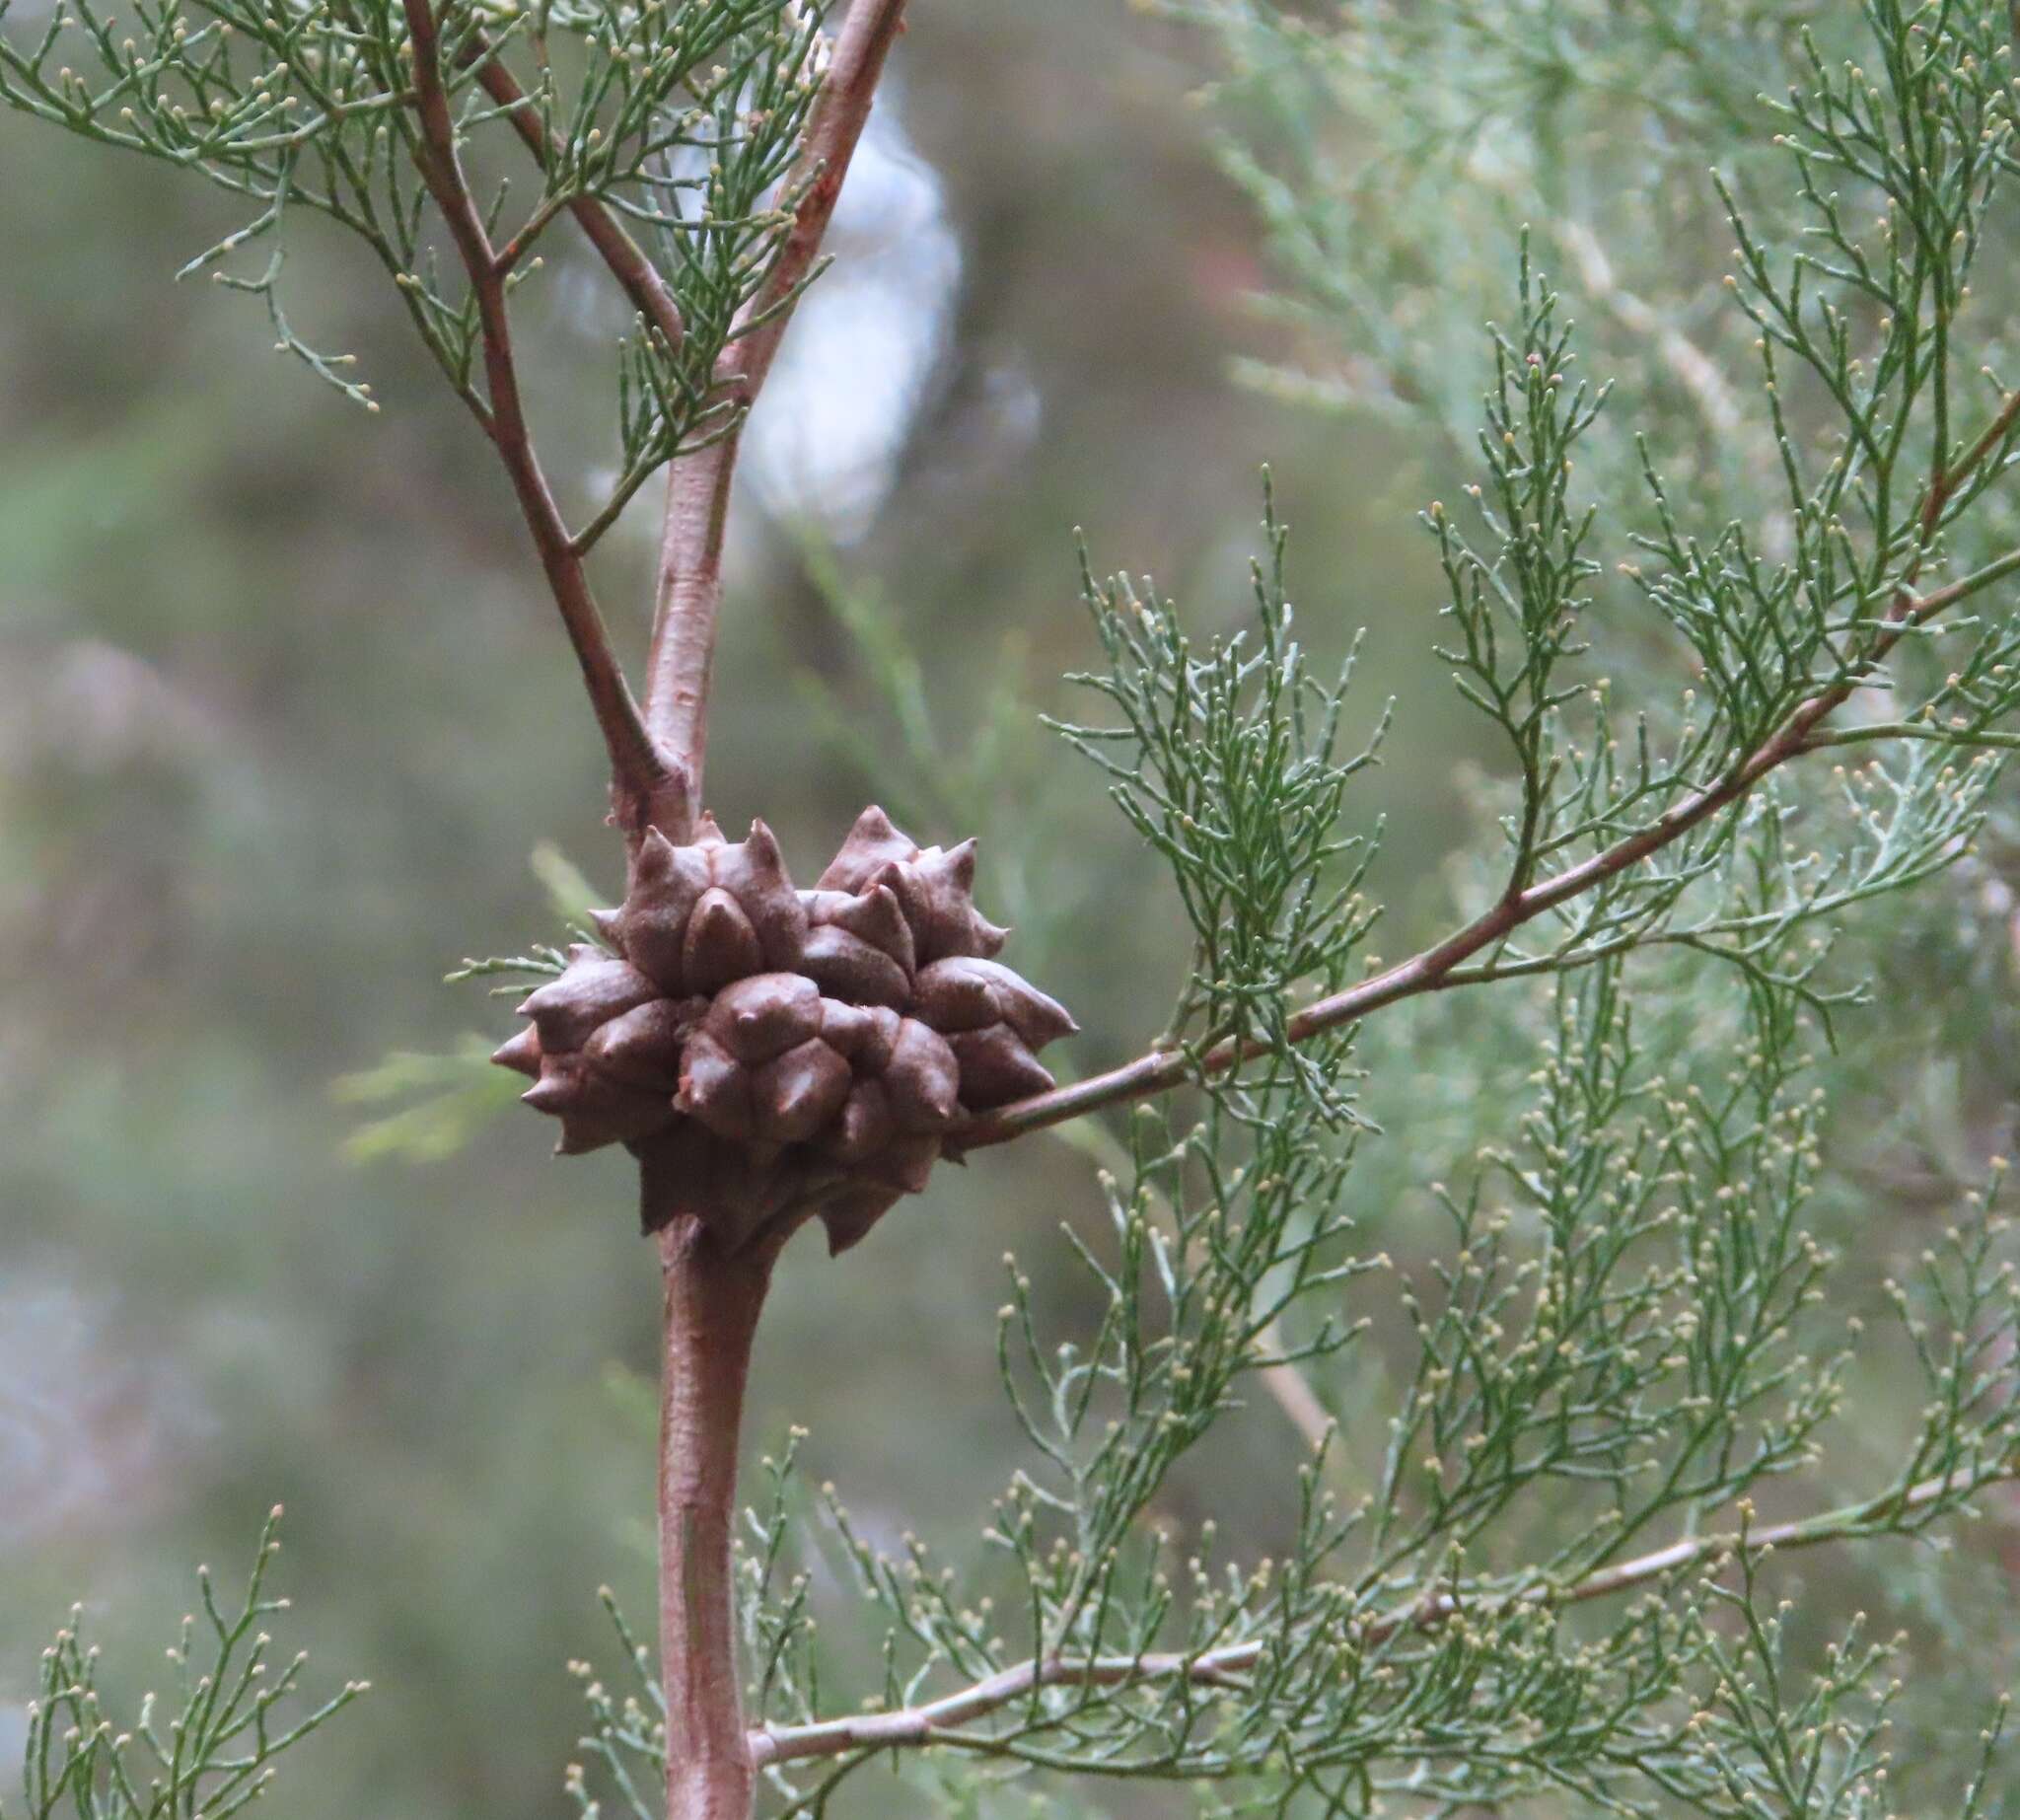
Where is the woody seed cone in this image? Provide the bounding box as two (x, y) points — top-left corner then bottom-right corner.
(494, 809), (1074, 1254)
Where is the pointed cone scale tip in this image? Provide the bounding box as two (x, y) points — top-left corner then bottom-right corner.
(589, 907), (623, 946)
(802, 927), (910, 1009)
(819, 806), (918, 889)
(684, 889), (763, 993)
(522, 1075), (573, 1114)
(822, 1187), (902, 1255)
(678, 1035), (758, 1143)
(632, 826), (678, 877)
(492, 1028), (542, 1077)
(865, 883), (914, 950)
(754, 1042), (850, 1143)
(913, 962), (997, 1033)
(966, 959), (1076, 1045)
(950, 1026), (1056, 1109)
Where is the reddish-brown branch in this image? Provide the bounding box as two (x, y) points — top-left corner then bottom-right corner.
(720, 0), (912, 403)
(747, 1463), (2017, 1769)
(643, 0), (912, 807)
(400, 0), (674, 831)
(964, 391), (2020, 1150)
(657, 1217), (782, 1820)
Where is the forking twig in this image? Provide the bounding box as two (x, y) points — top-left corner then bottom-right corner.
(961, 392), (2020, 1150)
(463, 36), (688, 355)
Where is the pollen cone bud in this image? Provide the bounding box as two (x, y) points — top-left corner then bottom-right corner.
(494, 806), (1072, 1255)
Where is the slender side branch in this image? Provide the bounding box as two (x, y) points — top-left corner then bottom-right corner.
(464, 40), (688, 354)
(643, 0), (911, 819)
(965, 399), (2020, 1149)
(747, 1462), (2018, 1770)
(400, 0), (673, 828)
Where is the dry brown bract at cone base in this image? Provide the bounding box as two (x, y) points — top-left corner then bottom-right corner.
(493, 807), (1075, 1254)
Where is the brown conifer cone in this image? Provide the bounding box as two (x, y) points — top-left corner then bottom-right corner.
(494, 809), (1075, 1254)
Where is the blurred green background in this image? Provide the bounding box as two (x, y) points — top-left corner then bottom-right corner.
(3, 3), (2017, 1816)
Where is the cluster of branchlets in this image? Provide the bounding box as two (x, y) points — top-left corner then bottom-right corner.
(1205, 0), (2020, 1012)
(7, 1511), (364, 1820)
(561, 1589), (667, 1820)
(656, 938), (2020, 1815)
(1054, 480), (1386, 1108)
(0, 0), (821, 498)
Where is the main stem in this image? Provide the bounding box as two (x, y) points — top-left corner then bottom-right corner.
(656, 1215), (780, 1820)
(637, 10), (908, 1819)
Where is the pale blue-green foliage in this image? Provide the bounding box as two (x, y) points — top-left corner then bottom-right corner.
(703, 948), (2019, 1812)
(1177, 0), (1833, 482)
(5, 1514), (363, 1820)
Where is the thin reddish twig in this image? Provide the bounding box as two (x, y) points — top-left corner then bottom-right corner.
(400, 0), (672, 828)
(464, 41), (688, 354)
